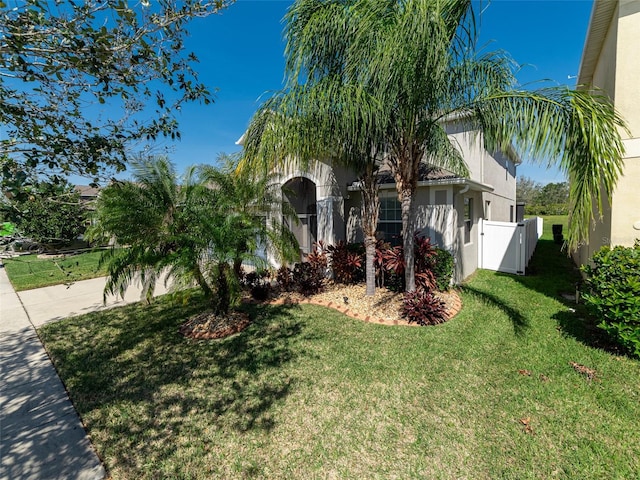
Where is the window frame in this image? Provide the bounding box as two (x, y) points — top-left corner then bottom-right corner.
(463, 197), (473, 244)
(377, 191), (402, 244)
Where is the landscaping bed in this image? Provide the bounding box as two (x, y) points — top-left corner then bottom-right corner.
(271, 282), (461, 324)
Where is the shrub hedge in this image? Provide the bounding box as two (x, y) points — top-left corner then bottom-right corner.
(581, 241), (640, 358)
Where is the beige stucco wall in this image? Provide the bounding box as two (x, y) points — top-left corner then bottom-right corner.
(616, 0), (640, 136)
(574, 3), (616, 266)
(611, 156), (640, 246)
(445, 121), (517, 224)
(575, 1), (640, 265)
(609, 1), (640, 248)
(454, 188), (482, 281)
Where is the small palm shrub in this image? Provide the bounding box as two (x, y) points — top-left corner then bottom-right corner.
(581, 241), (640, 358)
(402, 290), (447, 325)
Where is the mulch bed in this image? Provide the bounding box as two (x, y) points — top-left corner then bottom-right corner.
(180, 282), (462, 339)
(179, 310), (251, 340)
(270, 283), (462, 326)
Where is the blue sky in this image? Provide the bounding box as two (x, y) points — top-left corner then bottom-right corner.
(141, 0), (594, 185)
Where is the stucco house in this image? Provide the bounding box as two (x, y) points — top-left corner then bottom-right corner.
(248, 116), (520, 282)
(573, 0), (640, 266)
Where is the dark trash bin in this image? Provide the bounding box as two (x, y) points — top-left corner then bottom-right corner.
(552, 224), (564, 244)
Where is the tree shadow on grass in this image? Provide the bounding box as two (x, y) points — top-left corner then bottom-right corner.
(38, 296), (316, 477)
(506, 238), (582, 299)
(488, 237), (627, 357)
(458, 285), (530, 337)
(552, 307), (626, 357)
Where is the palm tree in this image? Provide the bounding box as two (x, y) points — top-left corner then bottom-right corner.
(200, 153), (300, 277)
(88, 155), (299, 315)
(244, 48), (388, 296)
(247, 0), (626, 292)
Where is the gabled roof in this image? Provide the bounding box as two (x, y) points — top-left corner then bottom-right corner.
(578, 1), (618, 86)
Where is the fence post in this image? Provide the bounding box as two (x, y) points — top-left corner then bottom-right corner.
(517, 222), (526, 275)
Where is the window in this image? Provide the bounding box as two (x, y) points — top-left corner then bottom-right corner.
(464, 197), (473, 244)
(510, 205), (514, 223)
(378, 193), (402, 244)
(485, 200), (491, 220)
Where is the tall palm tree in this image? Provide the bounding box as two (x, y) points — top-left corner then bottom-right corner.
(247, 0), (626, 292)
(88, 155), (299, 315)
(244, 42), (388, 296)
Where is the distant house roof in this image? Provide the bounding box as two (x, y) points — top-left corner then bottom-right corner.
(74, 185), (100, 199)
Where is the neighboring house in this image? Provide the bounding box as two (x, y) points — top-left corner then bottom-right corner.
(573, 0), (640, 266)
(246, 117), (520, 282)
(74, 185), (100, 205)
(74, 185), (100, 231)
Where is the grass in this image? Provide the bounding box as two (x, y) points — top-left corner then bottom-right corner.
(3, 249), (108, 291)
(38, 217), (640, 479)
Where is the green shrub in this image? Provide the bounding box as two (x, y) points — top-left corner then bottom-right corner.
(432, 248), (454, 291)
(581, 241), (640, 358)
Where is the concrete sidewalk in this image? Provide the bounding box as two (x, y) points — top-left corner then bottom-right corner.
(1, 269), (170, 479)
(18, 274), (170, 327)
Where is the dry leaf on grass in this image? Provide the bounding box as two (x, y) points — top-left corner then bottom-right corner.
(569, 361), (598, 382)
(520, 417), (534, 435)
(518, 369), (532, 376)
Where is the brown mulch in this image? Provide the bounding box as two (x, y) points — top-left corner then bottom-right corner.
(180, 282), (463, 340)
(180, 310), (250, 340)
(271, 282), (462, 326)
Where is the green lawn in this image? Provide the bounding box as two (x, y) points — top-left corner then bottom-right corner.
(3, 250), (108, 291)
(38, 218), (640, 479)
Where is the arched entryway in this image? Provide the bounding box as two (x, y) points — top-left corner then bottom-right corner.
(282, 177), (317, 254)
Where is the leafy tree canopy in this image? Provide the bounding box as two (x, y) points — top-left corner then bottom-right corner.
(0, 173), (87, 243)
(537, 181), (569, 206)
(517, 176), (569, 215)
(516, 176), (542, 204)
(0, 0), (231, 182)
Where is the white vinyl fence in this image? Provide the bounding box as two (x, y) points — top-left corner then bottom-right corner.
(478, 217), (543, 275)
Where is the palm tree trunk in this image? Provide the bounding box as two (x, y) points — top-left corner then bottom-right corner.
(361, 163), (380, 296)
(193, 264), (214, 301)
(400, 186), (416, 292)
(214, 263), (230, 316)
(364, 235), (376, 296)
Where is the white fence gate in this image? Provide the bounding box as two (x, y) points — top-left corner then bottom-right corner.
(478, 217), (543, 275)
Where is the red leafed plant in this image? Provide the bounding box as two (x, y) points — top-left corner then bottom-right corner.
(402, 290), (447, 326)
(327, 241), (364, 284)
(306, 240), (328, 273)
(380, 233), (438, 292)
